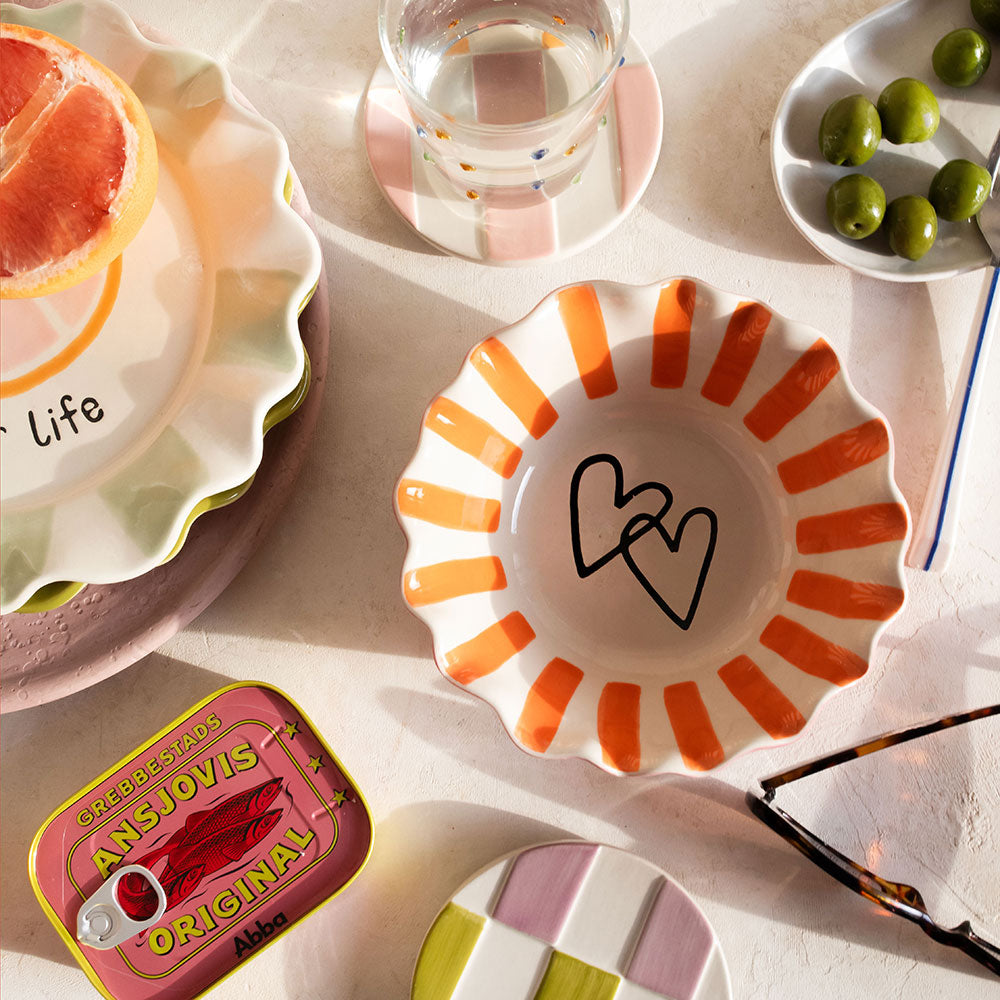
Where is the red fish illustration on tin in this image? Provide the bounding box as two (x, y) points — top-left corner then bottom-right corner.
(128, 778), (283, 872)
(117, 778), (284, 922)
(164, 810), (282, 882)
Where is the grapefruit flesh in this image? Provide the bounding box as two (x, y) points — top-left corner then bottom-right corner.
(0, 25), (157, 299)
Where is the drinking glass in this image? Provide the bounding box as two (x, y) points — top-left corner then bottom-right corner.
(378, 0), (629, 205)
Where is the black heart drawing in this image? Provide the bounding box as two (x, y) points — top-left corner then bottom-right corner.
(570, 454), (674, 576)
(569, 453), (718, 631)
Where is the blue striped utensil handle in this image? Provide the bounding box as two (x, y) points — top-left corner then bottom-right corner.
(908, 265), (999, 571)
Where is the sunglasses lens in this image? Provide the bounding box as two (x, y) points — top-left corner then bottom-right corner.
(771, 711), (998, 941)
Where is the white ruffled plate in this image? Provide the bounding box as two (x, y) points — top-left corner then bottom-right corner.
(0, 0), (321, 613)
(396, 279), (909, 775)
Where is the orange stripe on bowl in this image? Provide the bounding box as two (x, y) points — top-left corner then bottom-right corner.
(397, 480), (501, 532)
(470, 337), (559, 438)
(717, 655), (805, 739)
(444, 612), (537, 685)
(778, 419), (889, 494)
(663, 681), (725, 770)
(760, 615), (867, 686)
(743, 338), (840, 441)
(424, 397), (523, 479)
(797, 503), (907, 554)
(403, 556), (507, 606)
(557, 284), (618, 399)
(787, 569), (904, 621)
(651, 278), (695, 388)
(541, 31), (566, 47)
(515, 656), (584, 752)
(701, 302), (771, 406)
(598, 682), (641, 772)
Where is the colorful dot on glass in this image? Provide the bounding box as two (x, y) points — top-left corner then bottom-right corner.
(436, 128), (451, 140)
(599, 114), (607, 128)
(398, 26), (405, 44)
(605, 32), (610, 48)
(448, 18), (459, 28)
(589, 28), (597, 41)
(466, 190), (479, 200)
(564, 144), (578, 156)
(619, 56), (625, 66)
(423, 152), (435, 163)
(460, 162), (476, 172)
(530, 148), (549, 160)
(552, 14), (566, 25)
(416, 125), (427, 137)
(572, 172), (582, 184)
(531, 180), (545, 190)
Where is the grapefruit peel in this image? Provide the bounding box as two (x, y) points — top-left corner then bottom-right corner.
(0, 23), (157, 299)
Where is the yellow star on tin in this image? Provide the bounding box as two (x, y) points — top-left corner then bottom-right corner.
(331, 789), (347, 807)
(307, 754), (324, 773)
(283, 722), (300, 740)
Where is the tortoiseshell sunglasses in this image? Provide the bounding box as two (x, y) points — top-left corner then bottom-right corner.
(746, 704), (1000, 978)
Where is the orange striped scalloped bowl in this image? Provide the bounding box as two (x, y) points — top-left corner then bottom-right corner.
(395, 279), (909, 775)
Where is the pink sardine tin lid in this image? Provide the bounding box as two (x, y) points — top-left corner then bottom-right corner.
(29, 683), (374, 1000)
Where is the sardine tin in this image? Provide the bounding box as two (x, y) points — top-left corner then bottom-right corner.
(30, 682), (374, 1000)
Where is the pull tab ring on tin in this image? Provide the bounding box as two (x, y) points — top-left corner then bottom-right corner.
(77, 865), (167, 950)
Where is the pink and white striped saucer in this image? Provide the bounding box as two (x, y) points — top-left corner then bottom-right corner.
(364, 38), (662, 265)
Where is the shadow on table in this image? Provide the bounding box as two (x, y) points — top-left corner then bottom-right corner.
(0, 654), (232, 967)
(190, 253), (501, 659)
(378, 681), (996, 982)
(643, 0), (881, 265)
(883, 602), (1000, 676)
(282, 800), (571, 999)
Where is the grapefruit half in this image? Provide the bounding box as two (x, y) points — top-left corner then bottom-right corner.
(0, 23), (158, 299)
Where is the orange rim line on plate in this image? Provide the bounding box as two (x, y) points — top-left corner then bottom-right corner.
(0, 256), (122, 398)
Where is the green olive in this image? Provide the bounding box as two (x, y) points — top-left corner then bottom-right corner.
(876, 78), (940, 143)
(885, 196), (938, 259)
(971, 0), (1000, 33)
(826, 174), (886, 239)
(818, 95), (882, 166)
(928, 159), (992, 221)
(933, 28), (991, 86)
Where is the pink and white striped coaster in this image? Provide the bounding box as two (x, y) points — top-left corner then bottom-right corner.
(412, 842), (731, 1000)
(365, 39), (662, 265)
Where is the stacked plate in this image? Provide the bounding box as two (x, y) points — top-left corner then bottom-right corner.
(1, 0), (322, 619)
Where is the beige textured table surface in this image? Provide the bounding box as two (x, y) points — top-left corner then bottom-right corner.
(2, 1), (998, 998)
